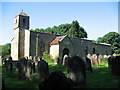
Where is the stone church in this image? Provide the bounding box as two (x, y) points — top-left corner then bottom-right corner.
(11, 11), (112, 60)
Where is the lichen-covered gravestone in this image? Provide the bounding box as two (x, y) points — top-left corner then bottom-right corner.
(38, 59), (49, 82)
(66, 56), (86, 88)
(91, 54), (99, 66)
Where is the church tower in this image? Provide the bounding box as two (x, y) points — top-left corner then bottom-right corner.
(14, 10), (29, 30)
(11, 10), (30, 60)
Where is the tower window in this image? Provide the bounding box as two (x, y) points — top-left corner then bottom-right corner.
(23, 18), (26, 23)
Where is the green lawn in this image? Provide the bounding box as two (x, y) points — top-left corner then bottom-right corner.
(2, 62), (120, 89)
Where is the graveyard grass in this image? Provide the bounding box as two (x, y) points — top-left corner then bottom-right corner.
(2, 59), (120, 89)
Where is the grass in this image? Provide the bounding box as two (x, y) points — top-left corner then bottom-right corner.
(2, 61), (120, 89)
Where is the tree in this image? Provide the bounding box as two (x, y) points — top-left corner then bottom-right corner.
(30, 20), (88, 39)
(0, 43), (11, 58)
(97, 32), (120, 54)
(69, 20), (80, 38)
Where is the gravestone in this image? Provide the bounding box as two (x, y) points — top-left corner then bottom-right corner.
(87, 54), (92, 60)
(103, 55), (108, 58)
(109, 56), (120, 76)
(39, 71), (73, 89)
(38, 59), (49, 82)
(98, 55), (103, 63)
(91, 54), (99, 66)
(18, 57), (27, 79)
(32, 61), (35, 73)
(62, 54), (70, 66)
(25, 60), (33, 80)
(6, 57), (13, 74)
(83, 57), (92, 72)
(33, 56), (38, 65)
(66, 56), (86, 88)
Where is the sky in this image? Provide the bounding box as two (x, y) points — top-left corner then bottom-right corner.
(1, 1), (118, 45)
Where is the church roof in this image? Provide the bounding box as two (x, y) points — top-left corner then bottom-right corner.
(15, 10), (29, 17)
(50, 36), (65, 45)
(19, 10), (28, 16)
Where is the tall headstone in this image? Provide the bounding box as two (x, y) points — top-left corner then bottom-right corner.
(25, 60), (33, 80)
(83, 57), (92, 72)
(6, 57), (13, 74)
(108, 56), (120, 76)
(66, 56), (86, 88)
(91, 54), (99, 66)
(18, 57), (27, 79)
(38, 59), (49, 82)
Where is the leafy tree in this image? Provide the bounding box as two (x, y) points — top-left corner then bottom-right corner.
(69, 20), (80, 37)
(97, 32), (120, 54)
(0, 43), (11, 58)
(30, 20), (88, 39)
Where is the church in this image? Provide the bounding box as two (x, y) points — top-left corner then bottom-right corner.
(11, 11), (112, 60)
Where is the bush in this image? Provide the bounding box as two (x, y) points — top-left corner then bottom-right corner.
(100, 58), (108, 63)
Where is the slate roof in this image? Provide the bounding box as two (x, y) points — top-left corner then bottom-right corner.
(50, 36), (65, 45)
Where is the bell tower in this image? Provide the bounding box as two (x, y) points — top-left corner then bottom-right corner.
(14, 10), (29, 30)
(11, 10), (30, 60)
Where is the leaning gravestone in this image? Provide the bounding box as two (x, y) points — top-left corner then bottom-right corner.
(18, 57), (27, 79)
(62, 54), (70, 66)
(38, 59), (49, 82)
(83, 57), (92, 72)
(66, 56), (86, 88)
(91, 54), (99, 66)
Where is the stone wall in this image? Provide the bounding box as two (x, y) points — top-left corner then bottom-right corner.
(24, 30), (30, 57)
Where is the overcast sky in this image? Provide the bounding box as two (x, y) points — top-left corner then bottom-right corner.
(1, 1), (118, 45)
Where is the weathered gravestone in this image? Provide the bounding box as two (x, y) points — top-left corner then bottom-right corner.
(62, 54), (70, 66)
(108, 56), (120, 76)
(87, 54), (92, 60)
(25, 60), (33, 80)
(38, 59), (49, 82)
(18, 57), (27, 79)
(32, 61), (35, 73)
(6, 57), (13, 74)
(83, 57), (92, 72)
(98, 55), (103, 63)
(34, 56), (38, 65)
(91, 54), (99, 66)
(39, 71), (73, 89)
(66, 56), (86, 88)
